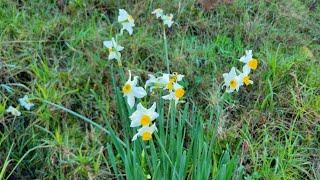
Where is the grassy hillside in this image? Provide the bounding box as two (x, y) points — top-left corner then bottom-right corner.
(0, 0), (319, 179)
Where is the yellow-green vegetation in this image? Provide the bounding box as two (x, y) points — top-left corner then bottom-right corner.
(0, 0), (319, 179)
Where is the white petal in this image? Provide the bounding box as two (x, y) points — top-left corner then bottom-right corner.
(242, 66), (251, 75)
(132, 76), (139, 86)
(230, 67), (237, 77)
(6, 106), (14, 113)
(158, 74), (170, 84)
(129, 109), (142, 119)
(149, 102), (156, 112)
(173, 83), (183, 90)
(108, 52), (117, 60)
(150, 112), (159, 120)
(130, 118), (141, 127)
(162, 92), (174, 100)
(118, 9), (129, 22)
(246, 50), (253, 56)
(133, 87), (147, 98)
(149, 123), (157, 133)
(239, 50), (252, 63)
(116, 44), (124, 52)
(152, 8), (164, 18)
(145, 74), (157, 89)
(164, 20), (173, 27)
(226, 88), (234, 93)
(103, 40), (112, 48)
(115, 52), (121, 60)
(136, 103), (147, 111)
(176, 74), (184, 81)
(243, 65), (251, 74)
(132, 133), (139, 141)
(121, 23), (134, 35)
(127, 95), (135, 108)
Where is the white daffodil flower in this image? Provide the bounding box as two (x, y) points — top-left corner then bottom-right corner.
(122, 71), (147, 108)
(158, 73), (184, 91)
(239, 50), (258, 73)
(132, 123), (157, 141)
(239, 67), (253, 86)
(18, 95), (34, 110)
(145, 74), (161, 92)
(6, 106), (21, 116)
(223, 67), (242, 93)
(130, 103), (159, 127)
(162, 83), (185, 105)
(103, 38), (124, 61)
(161, 14), (174, 28)
(118, 9), (135, 35)
(152, 8), (164, 19)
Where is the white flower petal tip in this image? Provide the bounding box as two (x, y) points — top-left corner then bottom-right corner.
(6, 106), (21, 116)
(18, 95), (34, 110)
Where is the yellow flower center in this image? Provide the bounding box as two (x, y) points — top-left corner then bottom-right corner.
(230, 79), (237, 89)
(140, 114), (151, 126)
(175, 88), (185, 98)
(243, 75), (251, 86)
(248, 58), (258, 70)
(108, 48), (113, 53)
(142, 132), (152, 141)
(167, 80), (175, 91)
(128, 15), (134, 23)
(170, 75), (177, 82)
(122, 83), (132, 94)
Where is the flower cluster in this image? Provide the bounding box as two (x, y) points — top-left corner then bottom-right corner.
(103, 9), (134, 62)
(122, 71), (186, 141)
(6, 95), (34, 116)
(146, 72), (185, 105)
(152, 8), (174, 28)
(223, 50), (258, 93)
(103, 8), (178, 142)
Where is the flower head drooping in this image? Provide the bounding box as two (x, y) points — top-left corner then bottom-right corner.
(122, 71), (147, 108)
(130, 103), (159, 127)
(118, 9), (135, 35)
(239, 67), (253, 86)
(6, 106), (21, 116)
(223, 67), (242, 93)
(161, 14), (174, 28)
(162, 83), (185, 105)
(152, 8), (164, 19)
(103, 38), (124, 61)
(239, 50), (258, 73)
(132, 123), (157, 141)
(18, 95), (34, 110)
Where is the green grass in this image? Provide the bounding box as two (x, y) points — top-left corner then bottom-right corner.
(1, 0), (319, 179)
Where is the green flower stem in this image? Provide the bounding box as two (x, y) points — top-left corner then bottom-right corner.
(163, 26), (170, 73)
(115, 33), (123, 67)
